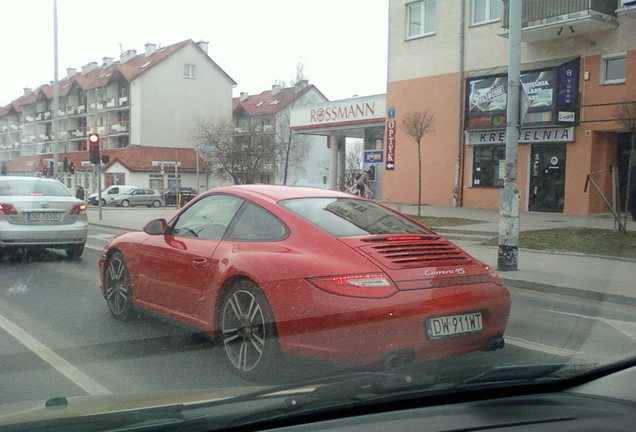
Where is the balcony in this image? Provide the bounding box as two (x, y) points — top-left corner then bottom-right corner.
(70, 127), (88, 139)
(110, 121), (130, 134)
(617, 0), (636, 18)
(501, 0), (619, 43)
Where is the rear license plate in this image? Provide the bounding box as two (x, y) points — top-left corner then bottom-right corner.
(27, 212), (62, 221)
(425, 312), (483, 340)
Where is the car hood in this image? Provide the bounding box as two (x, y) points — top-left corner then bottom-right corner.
(0, 387), (262, 429)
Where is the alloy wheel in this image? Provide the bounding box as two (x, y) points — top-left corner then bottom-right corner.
(221, 288), (268, 372)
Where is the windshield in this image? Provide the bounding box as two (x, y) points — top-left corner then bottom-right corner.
(0, 178), (72, 197)
(1, 0), (635, 431)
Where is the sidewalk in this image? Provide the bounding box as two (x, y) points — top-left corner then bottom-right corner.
(87, 203), (636, 307)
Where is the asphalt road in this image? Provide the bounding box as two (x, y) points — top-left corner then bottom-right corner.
(0, 225), (635, 405)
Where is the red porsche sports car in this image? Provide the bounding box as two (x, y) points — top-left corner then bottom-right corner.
(99, 185), (510, 378)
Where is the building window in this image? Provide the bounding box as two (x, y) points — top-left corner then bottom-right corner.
(472, 145), (505, 187)
(184, 64), (196, 79)
(406, 1), (436, 39)
(149, 175), (164, 191)
(471, 0), (501, 25)
(167, 175), (182, 188)
(601, 53), (626, 85)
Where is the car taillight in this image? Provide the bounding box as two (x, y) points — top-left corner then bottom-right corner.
(0, 203), (18, 215)
(309, 273), (398, 298)
(485, 266), (504, 286)
(70, 203), (87, 215)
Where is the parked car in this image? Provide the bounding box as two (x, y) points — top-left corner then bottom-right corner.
(111, 188), (164, 207)
(88, 185), (137, 206)
(0, 176), (87, 258)
(99, 185), (510, 378)
(161, 186), (198, 205)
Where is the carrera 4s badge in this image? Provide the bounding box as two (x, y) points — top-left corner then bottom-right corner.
(424, 268), (466, 277)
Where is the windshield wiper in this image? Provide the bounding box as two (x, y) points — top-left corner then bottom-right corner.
(223, 371), (435, 428)
(453, 363), (576, 389)
(285, 371), (435, 409)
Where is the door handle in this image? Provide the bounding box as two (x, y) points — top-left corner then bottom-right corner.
(192, 258), (208, 268)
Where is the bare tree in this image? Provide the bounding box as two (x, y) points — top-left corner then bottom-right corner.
(275, 109), (310, 185)
(400, 109), (436, 215)
(192, 118), (275, 185)
(612, 100), (636, 228)
(273, 59), (311, 185)
(345, 140), (363, 188)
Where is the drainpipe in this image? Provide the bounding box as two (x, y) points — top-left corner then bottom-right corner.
(453, 0), (466, 207)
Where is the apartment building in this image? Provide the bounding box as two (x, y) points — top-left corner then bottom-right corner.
(233, 81), (331, 187)
(385, 0), (636, 214)
(0, 39), (236, 193)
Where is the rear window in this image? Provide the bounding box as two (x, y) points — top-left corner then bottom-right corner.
(279, 197), (432, 237)
(0, 179), (73, 197)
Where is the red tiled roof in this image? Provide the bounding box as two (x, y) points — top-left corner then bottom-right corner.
(6, 39), (236, 107)
(233, 84), (327, 116)
(2, 91), (36, 114)
(4, 154), (48, 173)
(101, 145), (202, 172)
(4, 145), (203, 174)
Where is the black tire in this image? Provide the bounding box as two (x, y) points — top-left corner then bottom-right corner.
(152, 200), (161, 208)
(65, 243), (85, 259)
(220, 280), (280, 379)
(104, 252), (137, 321)
(120, 199), (130, 207)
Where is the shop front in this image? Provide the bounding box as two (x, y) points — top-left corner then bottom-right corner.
(463, 58), (581, 213)
(290, 95), (386, 199)
(466, 127), (574, 213)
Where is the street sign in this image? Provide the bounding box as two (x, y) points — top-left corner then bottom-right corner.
(197, 145), (216, 151)
(364, 151), (384, 163)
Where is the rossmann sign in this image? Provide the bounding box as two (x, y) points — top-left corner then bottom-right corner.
(290, 95), (386, 129)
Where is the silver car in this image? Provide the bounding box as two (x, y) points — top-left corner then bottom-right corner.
(111, 188), (164, 207)
(0, 176), (88, 258)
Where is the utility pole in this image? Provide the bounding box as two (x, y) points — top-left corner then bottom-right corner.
(52, 0), (60, 180)
(497, 0), (522, 271)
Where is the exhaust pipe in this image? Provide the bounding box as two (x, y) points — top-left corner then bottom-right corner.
(381, 349), (415, 370)
(481, 334), (505, 351)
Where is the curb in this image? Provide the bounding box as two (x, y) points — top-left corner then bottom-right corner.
(502, 278), (636, 308)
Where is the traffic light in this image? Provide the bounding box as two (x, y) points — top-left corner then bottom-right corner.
(88, 133), (100, 164)
(49, 161), (54, 176)
(68, 162), (75, 174)
(42, 165), (48, 176)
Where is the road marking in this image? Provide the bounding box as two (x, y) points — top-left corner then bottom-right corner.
(505, 336), (580, 356)
(88, 234), (115, 240)
(86, 244), (104, 252)
(0, 313), (112, 395)
(545, 310), (636, 342)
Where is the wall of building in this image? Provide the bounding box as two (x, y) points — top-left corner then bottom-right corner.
(384, 73), (461, 206)
(386, 0), (636, 214)
(132, 43), (234, 148)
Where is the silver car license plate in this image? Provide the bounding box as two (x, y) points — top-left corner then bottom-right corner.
(27, 212), (62, 222)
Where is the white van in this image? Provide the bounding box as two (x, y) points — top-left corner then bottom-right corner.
(88, 185), (137, 206)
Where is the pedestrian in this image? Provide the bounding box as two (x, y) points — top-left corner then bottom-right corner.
(76, 185), (85, 201)
(355, 170), (370, 197)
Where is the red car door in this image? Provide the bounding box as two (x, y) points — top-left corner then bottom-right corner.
(134, 194), (244, 314)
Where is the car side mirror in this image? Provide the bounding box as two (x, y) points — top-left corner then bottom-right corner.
(143, 218), (168, 235)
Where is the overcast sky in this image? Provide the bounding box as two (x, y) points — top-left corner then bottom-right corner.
(0, 0), (388, 106)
